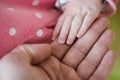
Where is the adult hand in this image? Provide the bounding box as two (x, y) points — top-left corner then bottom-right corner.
(0, 17), (116, 80)
(51, 17), (116, 80)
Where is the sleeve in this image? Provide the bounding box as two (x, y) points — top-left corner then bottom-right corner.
(101, 0), (119, 16)
(55, 0), (68, 11)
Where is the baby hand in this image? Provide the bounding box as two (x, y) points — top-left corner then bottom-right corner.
(52, 0), (102, 44)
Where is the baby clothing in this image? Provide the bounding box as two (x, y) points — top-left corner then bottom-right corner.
(0, 0), (118, 59)
(0, 0), (61, 58)
(101, 0), (119, 16)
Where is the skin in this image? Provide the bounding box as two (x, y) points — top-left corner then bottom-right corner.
(0, 17), (116, 80)
(52, 0), (102, 44)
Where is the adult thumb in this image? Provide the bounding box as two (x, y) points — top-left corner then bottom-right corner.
(11, 44), (52, 65)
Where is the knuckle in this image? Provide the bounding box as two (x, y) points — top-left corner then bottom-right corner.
(90, 74), (106, 80)
(98, 17), (110, 26)
(90, 28), (101, 37)
(74, 41), (89, 55)
(87, 7), (99, 17)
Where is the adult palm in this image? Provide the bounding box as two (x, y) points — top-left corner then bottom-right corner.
(0, 44), (81, 80)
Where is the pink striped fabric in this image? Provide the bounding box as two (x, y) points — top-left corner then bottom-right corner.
(102, 0), (119, 16)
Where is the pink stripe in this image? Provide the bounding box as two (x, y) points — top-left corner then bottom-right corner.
(107, 0), (116, 11)
(102, 0), (118, 16)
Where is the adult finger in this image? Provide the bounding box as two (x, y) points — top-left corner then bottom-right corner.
(77, 29), (114, 80)
(2, 44), (52, 65)
(51, 39), (70, 60)
(89, 50), (116, 80)
(62, 17), (109, 68)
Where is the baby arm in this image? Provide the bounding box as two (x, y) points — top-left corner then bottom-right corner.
(52, 0), (102, 44)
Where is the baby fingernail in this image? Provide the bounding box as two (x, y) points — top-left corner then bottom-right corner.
(77, 34), (80, 38)
(77, 33), (82, 38)
(67, 39), (72, 44)
(58, 38), (64, 44)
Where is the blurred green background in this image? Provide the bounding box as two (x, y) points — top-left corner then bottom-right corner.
(109, 5), (120, 80)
